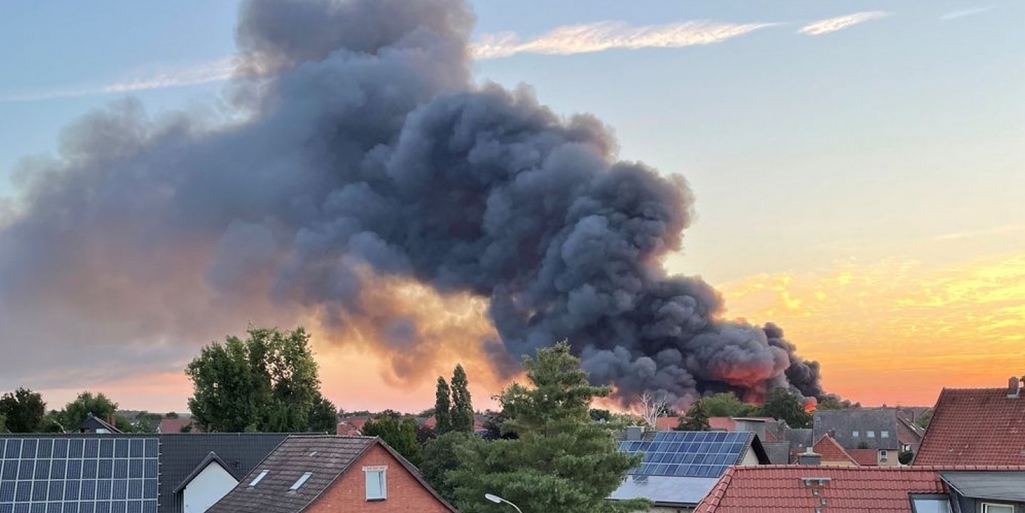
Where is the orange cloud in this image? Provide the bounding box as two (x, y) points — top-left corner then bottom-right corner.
(708, 254), (1025, 407)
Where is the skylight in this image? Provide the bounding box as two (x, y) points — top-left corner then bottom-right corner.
(290, 472), (313, 491)
(249, 470), (269, 487)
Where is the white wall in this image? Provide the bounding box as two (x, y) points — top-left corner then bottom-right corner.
(740, 444), (760, 466)
(183, 463), (239, 513)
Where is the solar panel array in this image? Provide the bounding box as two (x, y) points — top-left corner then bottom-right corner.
(619, 431), (749, 479)
(0, 438), (159, 513)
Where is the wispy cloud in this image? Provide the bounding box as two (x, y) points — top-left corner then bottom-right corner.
(940, 6), (995, 20)
(797, 11), (889, 36)
(472, 20), (774, 59)
(0, 58), (235, 103)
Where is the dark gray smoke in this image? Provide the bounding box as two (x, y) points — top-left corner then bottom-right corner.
(0, 0), (823, 405)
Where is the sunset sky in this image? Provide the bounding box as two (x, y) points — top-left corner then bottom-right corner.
(1, 0), (1022, 414)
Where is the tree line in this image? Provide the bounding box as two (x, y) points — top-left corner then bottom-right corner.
(0, 388), (162, 434)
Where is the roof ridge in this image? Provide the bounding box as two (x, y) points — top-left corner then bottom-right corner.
(812, 433), (859, 465)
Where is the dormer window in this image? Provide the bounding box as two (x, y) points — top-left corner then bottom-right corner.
(290, 472), (313, 491)
(910, 494), (951, 513)
(249, 470), (269, 487)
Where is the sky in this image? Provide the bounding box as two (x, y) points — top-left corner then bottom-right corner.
(0, 0), (1022, 414)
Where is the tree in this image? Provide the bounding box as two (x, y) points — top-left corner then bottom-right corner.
(450, 364), (474, 433)
(589, 409), (612, 422)
(635, 391), (669, 429)
(58, 391), (118, 429)
(434, 377), (453, 435)
(186, 326), (322, 432)
(0, 388), (47, 432)
(0, 413), (7, 433)
(677, 400), (711, 431)
(915, 409), (933, 430)
(702, 392), (756, 418)
(307, 393), (338, 433)
(361, 414), (422, 466)
(447, 342), (649, 513)
(756, 388), (812, 428)
(421, 432), (475, 503)
(899, 450), (914, 465)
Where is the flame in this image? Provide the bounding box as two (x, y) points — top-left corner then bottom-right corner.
(804, 397), (817, 413)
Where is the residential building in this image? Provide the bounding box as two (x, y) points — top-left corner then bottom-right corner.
(0, 432), (289, 513)
(157, 416), (199, 434)
(207, 435), (457, 513)
(694, 465), (1025, 512)
(78, 414), (122, 435)
(810, 434), (858, 466)
(915, 377), (1025, 466)
(609, 428), (769, 512)
(813, 408), (922, 466)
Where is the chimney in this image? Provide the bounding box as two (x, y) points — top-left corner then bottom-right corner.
(798, 447), (822, 466)
(626, 426), (643, 441)
(827, 429), (836, 439)
(1009, 377), (1021, 399)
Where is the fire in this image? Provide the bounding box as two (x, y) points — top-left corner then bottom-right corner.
(804, 397), (817, 413)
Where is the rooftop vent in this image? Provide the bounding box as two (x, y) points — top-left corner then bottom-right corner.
(1009, 376), (1022, 399)
(801, 477), (831, 487)
(290, 472), (313, 491)
(249, 470), (269, 487)
(798, 448), (822, 466)
(625, 426), (643, 441)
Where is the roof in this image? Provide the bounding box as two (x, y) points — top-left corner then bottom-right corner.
(812, 434), (858, 465)
(847, 448), (880, 466)
(207, 436), (458, 513)
(79, 414), (122, 434)
(158, 416), (199, 434)
(813, 409), (903, 450)
(610, 475), (720, 506)
(158, 433), (291, 512)
(760, 442), (791, 465)
(617, 431), (767, 480)
(915, 387), (1025, 466)
(654, 417), (679, 431)
(694, 465), (1025, 513)
(940, 471), (1025, 502)
(173, 451), (231, 494)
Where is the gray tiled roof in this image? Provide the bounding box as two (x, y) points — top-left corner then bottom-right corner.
(159, 433), (290, 513)
(761, 441), (792, 464)
(207, 436), (377, 513)
(813, 409), (902, 450)
(610, 475), (720, 506)
(940, 471), (1025, 502)
(784, 428), (813, 450)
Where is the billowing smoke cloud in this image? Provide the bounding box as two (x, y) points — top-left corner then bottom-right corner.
(0, 0), (823, 406)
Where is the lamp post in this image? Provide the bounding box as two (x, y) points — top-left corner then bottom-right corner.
(484, 493), (523, 513)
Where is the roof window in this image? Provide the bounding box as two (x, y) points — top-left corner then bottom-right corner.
(290, 472), (313, 491)
(249, 470), (269, 487)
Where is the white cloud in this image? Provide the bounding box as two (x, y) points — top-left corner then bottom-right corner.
(940, 6), (995, 20)
(472, 20), (774, 59)
(0, 58), (235, 103)
(797, 11), (889, 36)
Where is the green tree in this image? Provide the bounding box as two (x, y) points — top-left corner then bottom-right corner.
(434, 377), (453, 435)
(447, 342), (648, 513)
(701, 392), (756, 418)
(186, 326), (322, 432)
(0, 413), (7, 433)
(815, 395), (846, 411)
(421, 432), (475, 503)
(361, 414), (422, 466)
(915, 409), (933, 430)
(756, 388), (812, 428)
(450, 364), (474, 433)
(899, 450), (914, 464)
(0, 388), (47, 432)
(307, 393), (338, 433)
(677, 400), (711, 431)
(589, 409), (612, 422)
(58, 391), (118, 429)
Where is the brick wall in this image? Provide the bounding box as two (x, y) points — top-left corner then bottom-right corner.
(306, 444), (453, 513)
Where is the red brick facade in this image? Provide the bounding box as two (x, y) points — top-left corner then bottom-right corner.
(306, 444), (454, 513)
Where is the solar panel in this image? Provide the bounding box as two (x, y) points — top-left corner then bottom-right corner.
(619, 431), (750, 479)
(0, 438), (159, 513)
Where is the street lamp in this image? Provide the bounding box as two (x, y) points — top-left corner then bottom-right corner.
(484, 493), (523, 513)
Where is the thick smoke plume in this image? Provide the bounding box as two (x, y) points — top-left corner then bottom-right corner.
(0, 0), (823, 405)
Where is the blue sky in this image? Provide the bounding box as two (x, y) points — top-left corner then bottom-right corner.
(3, 0), (1021, 285)
(1, 1), (1024, 409)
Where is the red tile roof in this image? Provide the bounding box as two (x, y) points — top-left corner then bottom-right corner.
(695, 465), (1025, 513)
(653, 416), (778, 440)
(915, 387), (1025, 466)
(847, 448), (880, 466)
(157, 417), (199, 434)
(812, 434), (858, 465)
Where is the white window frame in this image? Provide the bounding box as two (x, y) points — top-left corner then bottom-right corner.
(881, 430), (890, 438)
(364, 466), (387, 501)
(867, 430), (876, 438)
(879, 449), (888, 462)
(249, 470), (269, 487)
(290, 472), (312, 491)
(982, 503), (1014, 513)
(852, 430), (859, 437)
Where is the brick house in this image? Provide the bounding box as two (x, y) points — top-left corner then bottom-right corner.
(207, 436), (457, 513)
(915, 377), (1025, 466)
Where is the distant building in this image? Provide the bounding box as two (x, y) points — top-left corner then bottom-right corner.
(78, 413), (122, 434)
(157, 416), (200, 434)
(207, 436), (457, 513)
(812, 408), (923, 466)
(915, 377), (1025, 466)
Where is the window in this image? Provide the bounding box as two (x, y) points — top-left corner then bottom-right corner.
(910, 495), (951, 513)
(249, 470), (269, 487)
(982, 504), (1014, 513)
(364, 466), (387, 501)
(852, 430), (859, 437)
(881, 430), (890, 438)
(880, 450), (888, 462)
(290, 472), (312, 491)
(867, 431), (876, 438)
